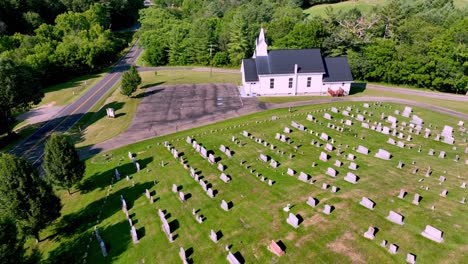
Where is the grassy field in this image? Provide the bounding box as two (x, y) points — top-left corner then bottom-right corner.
(304, 0), (386, 17)
(70, 70), (241, 148)
(35, 101), (467, 263)
(304, 0), (468, 17)
(258, 86), (468, 114)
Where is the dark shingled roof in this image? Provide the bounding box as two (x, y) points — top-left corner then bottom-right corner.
(267, 49), (325, 74)
(243, 59), (259, 82)
(322, 57), (353, 82)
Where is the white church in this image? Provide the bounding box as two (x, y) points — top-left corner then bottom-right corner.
(240, 28), (353, 97)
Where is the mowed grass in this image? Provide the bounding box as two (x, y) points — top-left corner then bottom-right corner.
(39, 71), (109, 107)
(304, 0), (386, 17)
(258, 86), (468, 114)
(71, 70), (241, 147)
(37, 101), (468, 263)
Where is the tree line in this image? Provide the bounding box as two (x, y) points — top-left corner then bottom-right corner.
(0, 0), (143, 35)
(0, 3), (143, 138)
(0, 133), (84, 263)
(138, 0), (467, 94)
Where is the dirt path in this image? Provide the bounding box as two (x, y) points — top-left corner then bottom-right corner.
(366, 84), (468, 102)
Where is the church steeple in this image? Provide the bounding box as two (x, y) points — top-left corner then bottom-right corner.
(254, 27), (268, 57)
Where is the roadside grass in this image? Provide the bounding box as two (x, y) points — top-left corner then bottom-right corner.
(39, 71), (109, 107)
(70, 70), (241, 148)
(36, 101), (468, 263)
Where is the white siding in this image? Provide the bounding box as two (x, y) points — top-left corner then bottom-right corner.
(256, 75), (296, 95)
(296, 74), (324, 95)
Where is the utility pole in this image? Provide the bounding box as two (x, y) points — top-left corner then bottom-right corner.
(209, 43), (213, 77)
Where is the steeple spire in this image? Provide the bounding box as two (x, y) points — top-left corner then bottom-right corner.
(255, 27), (268, 57)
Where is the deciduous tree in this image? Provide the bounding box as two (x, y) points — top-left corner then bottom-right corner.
(43, 133), (85, 195)
(0, 154), (62, 241)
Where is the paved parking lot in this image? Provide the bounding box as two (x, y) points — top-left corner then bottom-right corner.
(86, 83), (263, 155)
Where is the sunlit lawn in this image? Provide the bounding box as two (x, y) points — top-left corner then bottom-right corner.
(37, 101), (468, 263)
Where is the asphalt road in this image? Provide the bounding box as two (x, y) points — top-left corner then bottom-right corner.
(10, 43), (142, 166)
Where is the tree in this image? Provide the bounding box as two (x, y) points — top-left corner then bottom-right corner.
(0, 154), (61, 241)
(120, 65), (141, 97)
(0, 57), (43, 136)
(43, 133), (85, 195)
(0, 217), (24, 264)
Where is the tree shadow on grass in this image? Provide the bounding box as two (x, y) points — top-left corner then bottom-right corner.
(78, 157), (153, 194)
(134, 87), (164, 99)
(349, 83), (367, 95)
(140, 81), (165, 89)
(44, 230), (92, 264)
(54, 182), (154, 238)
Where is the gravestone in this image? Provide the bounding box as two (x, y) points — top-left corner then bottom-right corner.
(135, 162), (140, 172)
(345, 120), (352, 126)
(221, 200), (230, 211)
(323, 204), (333, 215)
(208, 154), (215, 164)
(387, 211), (405, 225)
(286, 213), (299, 228)
(207, 188), (214, 198)
(440, 189), (448, 197)
(130, 225), (139, 244)
(344, 172), (359, 184)
(412, 193), (421, 205)
(359, 197), (375, 210)
(334, 160), (342, 167)
(270, 159), (278, 168)
(387, 138), (396, 145)
(220, 145), (226, 152)
(363, 226), (376, 240)
(438, 151), (446, 158)
(402, 106), (412, 117)
(348, 162), (357, 170)
(172, 184), (178, 193)
(322, 183), (328, 190)
(461, 182), (466, 189)
(397, 141), (405, 148)
(356, 145), (369, 155)
(287, 168), (295, 176)
(210, 229), (218, 243)
(421, 225), (444, 243)
(324, 113), (332, 120)
(389, 244), (398, 254)
(106, 108), (115, 118)
(298, 172), (310, 182)
(347, 153), (355, 161)
(307, 197), (318, 207)
(218, 163), (224, 172)
(179, 192), (185, 202)
(268, 240), (285, 257)
(326, 167), (337, 177)
(307, 114), (315, 121)
(375, 149), (391, 160)
(179, 247), (188, 264)
(325, 143), (334, 151)
(260, 154), (268, 162)
(398, 189), (406, 199)
(284, 127), (291, 133)
(439, 176), (446, 183)
(331, 186), (338, 193)
(320, 152), (328, 162)
(397, 161), (403, 169)
(220, 173), (231, 183)
(320, 132), (329, 141)
(406, 253), (416, 264)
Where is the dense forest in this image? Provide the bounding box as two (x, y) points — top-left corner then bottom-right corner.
(139, 0), (467, 93)
(0, 1), (143, 87)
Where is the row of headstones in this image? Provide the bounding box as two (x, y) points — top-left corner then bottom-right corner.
(158, 208), (175, 242)
(241, 160), (275, 186)
(127, 152), (141, 172)
(188, 167), (216, 198)
(320, 151), (358, 171)
(120, 195), (140, 244)
(220, 143), (233, 157)
(286, 203), (335, 229)
(83, 169), (117, 263)
(172, 184), (187, 202)
(185, 138), (216, 164)
(363, 226), (417, 263)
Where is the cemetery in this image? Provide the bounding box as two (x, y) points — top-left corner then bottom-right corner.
(41, 102), (467, 263)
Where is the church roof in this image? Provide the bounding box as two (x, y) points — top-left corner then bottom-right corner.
(322, 57), (353, 82)
(243, 49), (352, 83)
(243, 58), (259, 82)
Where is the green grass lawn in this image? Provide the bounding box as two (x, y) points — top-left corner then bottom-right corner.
(39, 71), (109, 107)
(304, 0), (468, 17)
(257, 86), (468, 114)
(35, 101), (468, 263)
(70, 70), (241, 148)
(304, 0), (386, 17)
